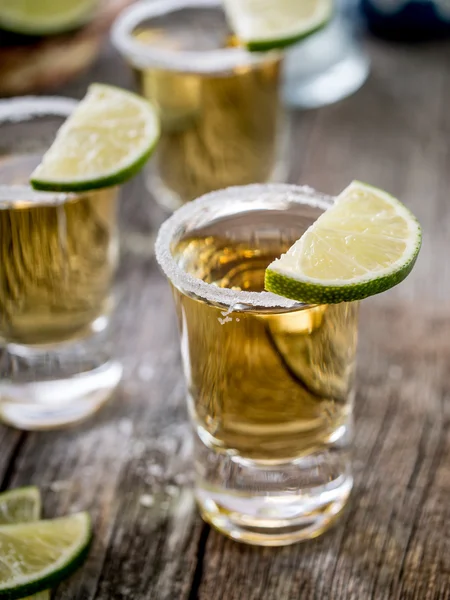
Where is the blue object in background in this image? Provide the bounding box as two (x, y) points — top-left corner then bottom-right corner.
(361, 0), (450, 40)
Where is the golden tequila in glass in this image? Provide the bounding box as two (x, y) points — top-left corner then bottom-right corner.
(112, 0), (286, 211)
(0, 155), (117, 346)
(156, 184), (359, 546)
(0, 97), (122, 430)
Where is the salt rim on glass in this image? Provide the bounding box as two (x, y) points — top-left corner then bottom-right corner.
(0, 96), (78, 208)
(111, 0), (281, 74)
(154, 183), (334, 311)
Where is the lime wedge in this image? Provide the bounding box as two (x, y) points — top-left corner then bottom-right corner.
(0, 488), (49, 600)
(223, 0), (333, 51)
(0, 513), (91, 599)
(0, 0), (98, 36)
(0, 487), (41, 526)
(265, 181), (422, 304)
(31, 83), (160, 192)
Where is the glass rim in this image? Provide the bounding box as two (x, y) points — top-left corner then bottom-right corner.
(0, 95), (80, 208)
(155, 183), (334, 310)
(111, 0), (281, 74)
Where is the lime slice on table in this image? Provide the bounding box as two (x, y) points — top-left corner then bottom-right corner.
(0, 513), (91, 599)
(31, 83), (160, 192)
(265, 181), (422, 304)
(0, 487), (48, 600)
(0, 0), (98, 36)
(223, 0), (333, 51)
(0, 487), (41, 526)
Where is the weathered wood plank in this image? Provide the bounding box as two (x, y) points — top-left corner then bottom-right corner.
(0, 426), (23, 490)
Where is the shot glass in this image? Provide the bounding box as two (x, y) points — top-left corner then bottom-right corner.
(0, 97), (122, 430)
(283, 2), (370, 109)
(155, 184), (359, 546)
(112, 0), (288, 212)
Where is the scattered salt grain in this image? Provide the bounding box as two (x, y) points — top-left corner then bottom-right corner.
(148, 464), (164, 478)
(388, 365), (403, 381)
(166, 485), (179, 497)
(49, 481), (70, 492)
(118, 418), (133, 436)
(138, 364), (155, 381)
(139, 494), (155, 508)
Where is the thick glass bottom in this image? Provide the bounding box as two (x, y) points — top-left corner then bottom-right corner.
(194, 430), (353, 546)
(0, 337), (122, 430)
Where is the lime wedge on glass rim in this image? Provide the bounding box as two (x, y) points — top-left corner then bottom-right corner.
(223, 0), (333, 51)
(265, 181), (422, 304)
(0, 512), (91, 599)
(0, 487), (47, 600)
(31, 83), (160, 192)
(0, 0), (99, 36)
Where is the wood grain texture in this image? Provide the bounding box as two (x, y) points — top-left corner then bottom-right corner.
(0, 35), (449, 600)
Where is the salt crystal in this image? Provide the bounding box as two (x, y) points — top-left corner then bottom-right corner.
(174, 473), (189, 485)
(118, 418), (133, 436)
(166, 485), (179, 497)
(388, 365), (403, 381)
(139, 494), (155, 508)
(138, 364), (155, 381)
(148, 464), (164, 478)
(49, 481), (70, 492)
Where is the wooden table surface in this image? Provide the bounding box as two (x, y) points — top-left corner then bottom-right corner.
(1, 34), (450, 600)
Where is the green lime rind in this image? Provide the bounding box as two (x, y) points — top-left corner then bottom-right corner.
(0, 487), (41, 525)
(265, 249), (420, 305)
(30, 136), (158, 192)
(246, 15), (331, 51)
(0, 513), (91, 600)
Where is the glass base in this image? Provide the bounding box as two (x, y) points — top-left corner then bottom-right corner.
(283, 17), (370, 109)
(195, 436), (353, 546)
(0, 337), (122, 430)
